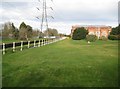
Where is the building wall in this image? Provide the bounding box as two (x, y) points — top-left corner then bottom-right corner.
(71, 25), (112, 39)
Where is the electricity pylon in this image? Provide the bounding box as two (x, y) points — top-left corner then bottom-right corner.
(36, 0), (54, 38)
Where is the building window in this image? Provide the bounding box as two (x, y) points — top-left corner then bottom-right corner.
(102, 31), (107, 37)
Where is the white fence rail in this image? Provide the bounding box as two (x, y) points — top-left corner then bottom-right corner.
(0, 37), (66, 55)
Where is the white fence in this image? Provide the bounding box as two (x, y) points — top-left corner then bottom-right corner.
(1, 37), (66, 55)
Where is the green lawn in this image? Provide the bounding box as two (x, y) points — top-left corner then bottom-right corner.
(1, 38), (45, 44)
(2, 39), (118, 87)
(1, 39), (21, 44)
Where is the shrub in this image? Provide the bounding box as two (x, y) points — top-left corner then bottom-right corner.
(110, 25), (120, 35)
(108, 35), (120, 40)
(72, 27), (88, 40)
(100, 36), (108, 41)
(86, 35), (97, 42)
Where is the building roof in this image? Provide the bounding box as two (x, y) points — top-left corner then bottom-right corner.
(72, 25), (111, 28)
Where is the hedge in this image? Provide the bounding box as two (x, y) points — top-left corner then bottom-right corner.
(108, 35), (120, 40)
(86, 35), (97, 42)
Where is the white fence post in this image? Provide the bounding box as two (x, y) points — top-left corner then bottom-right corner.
(48, 39), (49, 44)
(47, 39), (49, 44)
(3, 43), (5, 55)
(44, 39), (46, 45)
(34, 40), (36, 47)
(46, 39), (47, 45)
(21, 41), (23, 51)
(28, 41), (30, 48)
(38, 40), (40, 47)
(46, 39), (47, 44)
(43, 39), (45, 45)
(42, 39), (43, 46)
(40, 40), (42, 46)
(40, 40), (41, 46)
(47, 39), (48, 44)
(13, 42), (15, 52)
(53, 39), (54, 43)
(46, 39), (48, 45)
(42, 39), (44, 46)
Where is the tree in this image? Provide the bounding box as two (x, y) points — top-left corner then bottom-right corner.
(44, 28), (58, 37)
(59, 33), (65, 37)
(2, 23), (9, 38)
(10, 23), (19, 39)
(19, 22), (27, 29)
(19, 22), (33, 40)
(0, 24), (4, 37)
(2, 22), (19, 39)
(32, 29), (39, 37)
(19, 22), (27, 40)
(52, 28), (58, 36)
(110, 25), (120, 35)
(108, 25), (120, 40)
(26, 25), (32, 38)
(72, 27), (88, 40)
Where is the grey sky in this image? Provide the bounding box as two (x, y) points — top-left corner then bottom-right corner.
(0, 0), (119, 34)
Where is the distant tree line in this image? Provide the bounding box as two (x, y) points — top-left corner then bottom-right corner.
(44, 28), (58, 37)
(1, 22), (60, 40)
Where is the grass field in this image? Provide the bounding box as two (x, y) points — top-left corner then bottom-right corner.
(1, 38), (45, 44)
(2, 39), (118, 87)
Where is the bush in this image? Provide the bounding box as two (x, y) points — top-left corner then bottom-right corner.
(86, 35), (97, 42)
(100, 36), (108, 41)
(72, 27), (88, 40)
(110, 25), (120, 35)
(108, 35), (120, 40)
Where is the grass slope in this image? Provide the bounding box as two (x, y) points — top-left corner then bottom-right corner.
(3, 39), (118, 87)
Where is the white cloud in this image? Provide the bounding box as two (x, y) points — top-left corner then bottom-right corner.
(0, 0), (119, 34)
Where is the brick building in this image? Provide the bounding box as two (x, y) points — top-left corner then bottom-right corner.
(71, 25), (112, 39)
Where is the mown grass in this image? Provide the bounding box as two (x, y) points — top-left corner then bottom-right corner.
(1, 38), (45, 44)
(2, 39), (21, 44)
(2, 39), (118, 87)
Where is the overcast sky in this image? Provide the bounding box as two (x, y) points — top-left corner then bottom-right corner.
(0, 0), (119, 34)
